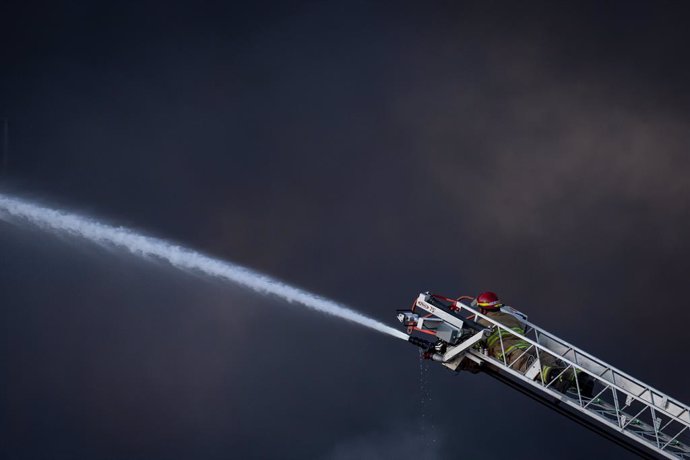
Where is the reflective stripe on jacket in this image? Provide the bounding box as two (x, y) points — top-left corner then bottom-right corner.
(477, 310), (531, 360)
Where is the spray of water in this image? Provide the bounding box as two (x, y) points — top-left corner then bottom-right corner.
(0, 193), (408, 341)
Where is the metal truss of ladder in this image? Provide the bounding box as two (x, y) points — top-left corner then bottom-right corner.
(418, 293), (690, 459)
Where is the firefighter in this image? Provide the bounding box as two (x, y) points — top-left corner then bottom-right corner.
(472, 291), (594, 397)
(472, 291), (535, 373)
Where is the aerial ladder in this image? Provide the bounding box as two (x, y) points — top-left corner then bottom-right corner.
(398, 292), (690, 459)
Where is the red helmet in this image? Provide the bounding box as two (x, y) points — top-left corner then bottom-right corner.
(475, 291), (502, 310)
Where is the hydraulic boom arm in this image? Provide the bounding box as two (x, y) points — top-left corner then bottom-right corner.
(398, 292), (690, 460)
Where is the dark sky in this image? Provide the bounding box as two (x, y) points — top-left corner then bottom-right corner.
(2, 1), (690, 459)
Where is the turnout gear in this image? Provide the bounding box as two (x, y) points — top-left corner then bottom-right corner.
(476, 301), (581, 394)
(476, 308), (532, 370)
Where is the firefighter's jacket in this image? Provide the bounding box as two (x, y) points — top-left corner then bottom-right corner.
(476, 310), (530, 361)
